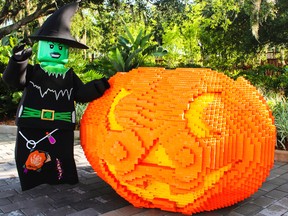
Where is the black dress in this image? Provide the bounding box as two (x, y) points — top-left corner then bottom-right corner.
(3, 57), (109, 191)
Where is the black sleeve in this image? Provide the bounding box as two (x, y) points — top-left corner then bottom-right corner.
(2, 57), (32, 89)
(73, 73), (110, 103)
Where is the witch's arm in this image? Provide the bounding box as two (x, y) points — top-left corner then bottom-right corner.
(73, 73), (110, 103)
(2, 44), (32, 89)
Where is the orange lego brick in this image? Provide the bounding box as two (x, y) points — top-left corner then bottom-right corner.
(80, 67), (276, 215)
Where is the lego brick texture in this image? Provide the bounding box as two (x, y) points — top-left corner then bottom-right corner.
(80, 68), (276, 215)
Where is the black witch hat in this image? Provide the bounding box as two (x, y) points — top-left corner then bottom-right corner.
(29, 1), (88, 49)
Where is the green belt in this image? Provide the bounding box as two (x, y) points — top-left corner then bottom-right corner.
(20, 106), (72, 123)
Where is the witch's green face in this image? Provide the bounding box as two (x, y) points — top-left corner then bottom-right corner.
(37, 40), (69, 64)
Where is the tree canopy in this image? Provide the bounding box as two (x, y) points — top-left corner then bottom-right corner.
(0, 0), (287, 70)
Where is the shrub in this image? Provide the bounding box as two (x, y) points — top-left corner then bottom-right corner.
(0, 74), (21, 119)
(75, 103), (88, 129)
(97, 25), (167, 76)
(234, 64), (288, 96)
(265, 93), (288, 150)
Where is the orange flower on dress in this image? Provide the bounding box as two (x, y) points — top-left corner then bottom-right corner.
(25, 150), (48, 171)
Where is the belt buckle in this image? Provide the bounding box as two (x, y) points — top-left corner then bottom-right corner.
(41, 109), (55, 121)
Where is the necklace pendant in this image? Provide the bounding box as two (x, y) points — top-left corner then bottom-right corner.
(46, 133), (56, 144)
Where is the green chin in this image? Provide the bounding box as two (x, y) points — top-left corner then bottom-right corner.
(40, 63), (69, 75)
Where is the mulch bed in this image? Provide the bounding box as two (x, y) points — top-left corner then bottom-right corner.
(0, 117), (16, 126)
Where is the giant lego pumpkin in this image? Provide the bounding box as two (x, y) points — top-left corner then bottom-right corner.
(80, 68), (276, 215)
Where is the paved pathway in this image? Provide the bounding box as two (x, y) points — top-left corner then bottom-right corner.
(0, 131), (288, 216)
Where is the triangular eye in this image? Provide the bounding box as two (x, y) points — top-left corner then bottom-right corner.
(50, 44), (54, 49)
(59, 46), (63, 50)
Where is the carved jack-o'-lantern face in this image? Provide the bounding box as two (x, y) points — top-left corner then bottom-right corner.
(80, 68), (276, 214)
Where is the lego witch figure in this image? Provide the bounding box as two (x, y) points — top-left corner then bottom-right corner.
(2, 2), (109, 191)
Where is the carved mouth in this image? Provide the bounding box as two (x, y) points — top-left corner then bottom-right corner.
(50, 52), (61, 59)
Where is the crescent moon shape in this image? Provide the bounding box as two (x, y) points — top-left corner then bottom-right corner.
(108, 88), (131, 131)
(185, 93), (216, 138)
